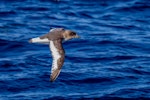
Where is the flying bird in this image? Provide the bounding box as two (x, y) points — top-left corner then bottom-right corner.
(29, 28), (79, 82)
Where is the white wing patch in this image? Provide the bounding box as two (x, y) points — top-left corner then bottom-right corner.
(49, 28), (57, 32)
(31, 37), (49, 43)
(49, 41), (61, 73)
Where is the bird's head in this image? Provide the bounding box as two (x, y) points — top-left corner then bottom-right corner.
(63, 30), (80, 41)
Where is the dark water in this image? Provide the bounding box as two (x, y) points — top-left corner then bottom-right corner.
(0, 0), (150, 99)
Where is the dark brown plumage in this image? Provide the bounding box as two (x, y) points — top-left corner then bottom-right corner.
(29, 28), (79, 82)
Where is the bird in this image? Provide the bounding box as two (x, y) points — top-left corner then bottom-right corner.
(29, 28), (79, 82)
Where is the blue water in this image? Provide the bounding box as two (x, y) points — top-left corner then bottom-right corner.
(0, 0), (150, 99)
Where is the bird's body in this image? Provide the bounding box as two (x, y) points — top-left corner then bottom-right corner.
(29, 28), (79, 82)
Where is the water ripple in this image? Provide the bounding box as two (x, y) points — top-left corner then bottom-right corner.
(0, 0), (150, 99)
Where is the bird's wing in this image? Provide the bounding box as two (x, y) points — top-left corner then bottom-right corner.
(49, 39), (65, 82)
(40, 28), (64, 41)
(49, 28), (64, 32)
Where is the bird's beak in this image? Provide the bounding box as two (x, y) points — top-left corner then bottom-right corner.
(74, 35), (80, 38)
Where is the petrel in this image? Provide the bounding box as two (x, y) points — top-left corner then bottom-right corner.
(29, 28), (79, 82)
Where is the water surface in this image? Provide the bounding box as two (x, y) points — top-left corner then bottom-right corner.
(0, 0), (150, 99)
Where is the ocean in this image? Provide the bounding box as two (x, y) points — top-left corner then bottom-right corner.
(0, 0), (150, 99)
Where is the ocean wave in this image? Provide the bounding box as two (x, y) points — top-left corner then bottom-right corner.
(0, 0), (150, 99)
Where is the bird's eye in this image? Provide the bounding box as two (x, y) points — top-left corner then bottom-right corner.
(70, 32), (76, 36)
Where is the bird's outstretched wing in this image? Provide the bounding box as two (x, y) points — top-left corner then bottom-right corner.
(49, 39), (65, 82)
